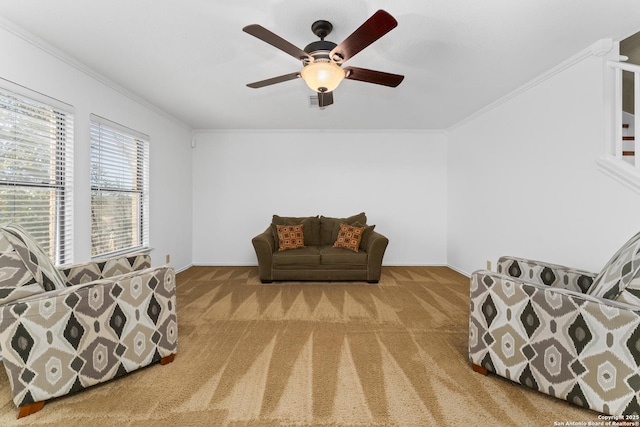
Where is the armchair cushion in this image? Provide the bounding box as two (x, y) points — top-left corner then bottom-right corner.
(1, 223), (66, 292)
(588, 231), (640, 300)
(0, 251), (43, 305)
(614, 277), (640, 306)
(0, 223), (68, 306)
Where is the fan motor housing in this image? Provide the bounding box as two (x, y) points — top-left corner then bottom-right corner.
(303, 40), (337, 62)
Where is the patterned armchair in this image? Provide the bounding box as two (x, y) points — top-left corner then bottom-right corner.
(469, 231), (640, 416)
(0, 224), (178, 418)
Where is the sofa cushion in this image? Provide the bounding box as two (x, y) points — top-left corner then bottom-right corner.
(284, 218), (321, 246)
(588, 231), (640, 300)
(320, 246), (368, 265)
(1, 223), (67, 292)
(273, 246), (321, 266)
(276, 224), (305, 251)
(319, 212), (367, 246)
(333, 223), (365, 252)
(272, 215), (320, 247)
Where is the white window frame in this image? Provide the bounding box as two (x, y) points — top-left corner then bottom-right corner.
(597, 41), (640, 193)
(0, 79), (74, 265)
(90, 114), (149, 258)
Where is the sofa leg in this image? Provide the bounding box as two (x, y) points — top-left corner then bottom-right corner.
(17, 401), (45, 418)
(160, 354), (176, 365)
(471, 363), (488, 376)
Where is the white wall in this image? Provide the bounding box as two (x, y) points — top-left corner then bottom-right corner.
(8, 21), (636, 275)
(447, 54), (640, 276)
(192, 130), (447, 266)
(0, 26), (193, 271)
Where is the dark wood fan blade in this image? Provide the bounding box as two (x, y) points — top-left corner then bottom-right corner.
(318, 91), (334, 107)
(330, 10), (397, 63)
(343, 66), (404, 87)
(247, 72), (301, 88)
(243, 24), (312, 61)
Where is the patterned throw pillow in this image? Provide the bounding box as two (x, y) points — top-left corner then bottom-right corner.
(333, 223), (365, 252)
(276, 224), (305, 251)
(352, 221), (375, 251)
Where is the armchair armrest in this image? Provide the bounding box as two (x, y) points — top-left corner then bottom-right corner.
(469, 269), (640, 415)
(364, 231), (389, 283)
(252, 228), (275, 283)
(496, 256), (597, 293)
(58, 253), (151, 286)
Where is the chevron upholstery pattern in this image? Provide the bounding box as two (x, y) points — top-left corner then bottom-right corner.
(0, 224), (177, 415)
(469, 233), (640, 416)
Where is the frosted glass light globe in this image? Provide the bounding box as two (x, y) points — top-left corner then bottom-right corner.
(300, 60), (345, 92)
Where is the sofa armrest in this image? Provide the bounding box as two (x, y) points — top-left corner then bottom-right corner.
(469, 269), (640, 415)
(58, 253), (151, 286)
(496, 256), (597, 293)
(252, 227), (275, 282)
(0, 265), (177, 407)
(364, 231), (388, 282)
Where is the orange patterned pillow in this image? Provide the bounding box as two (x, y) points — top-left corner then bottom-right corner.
(276, 224), (305, 251)
(333, 223), (365, 252)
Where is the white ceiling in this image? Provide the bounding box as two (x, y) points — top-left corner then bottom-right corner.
(0, 0), (639, 130)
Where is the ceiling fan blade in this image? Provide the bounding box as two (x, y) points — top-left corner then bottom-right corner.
(330, 10), (398, 63)
(243, 24), (312, 62)
(318, 91), (334, 107)
(247, 72), (301, 89)
(343, 66), (404, 87)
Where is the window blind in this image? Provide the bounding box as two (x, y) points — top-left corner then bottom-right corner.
(90, 114), (149, 258)
(0, 83), (74, 265)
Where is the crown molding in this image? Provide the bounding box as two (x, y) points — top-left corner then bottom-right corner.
(192, 128), (447, 135)
(448, 39), (613, 132)
(0, 16), (192, 131)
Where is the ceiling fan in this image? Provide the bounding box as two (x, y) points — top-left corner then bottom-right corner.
(243, 9), (404, 108)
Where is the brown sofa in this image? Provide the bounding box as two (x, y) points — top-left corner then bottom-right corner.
(252, 213), (388, 283)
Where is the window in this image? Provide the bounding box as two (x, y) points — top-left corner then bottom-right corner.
(90, 115), (149, 257)
(598, 32), (640, 193)
(0, 81), (73, 265)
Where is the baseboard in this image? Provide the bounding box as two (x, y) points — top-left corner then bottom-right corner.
(184, 264), (471, 278)
(381, 263), (448, 267)
(446, 264), (471, 278)
(192, 262), (257, 267)
(175, 263), (194, 273)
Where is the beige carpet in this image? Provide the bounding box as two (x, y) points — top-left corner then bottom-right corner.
(0, 266), (602, 426)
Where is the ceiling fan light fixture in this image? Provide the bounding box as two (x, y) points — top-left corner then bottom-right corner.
(300, 59), (345, 93)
